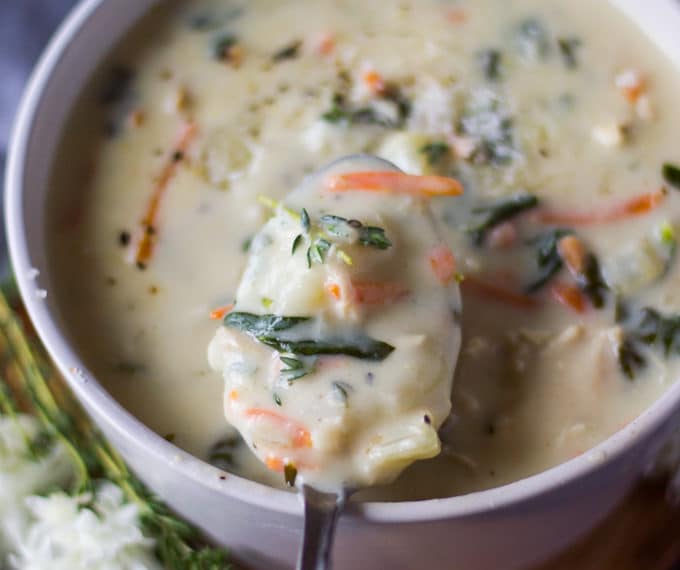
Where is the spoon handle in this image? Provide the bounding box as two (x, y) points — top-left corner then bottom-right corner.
(297, 485), (346, 570)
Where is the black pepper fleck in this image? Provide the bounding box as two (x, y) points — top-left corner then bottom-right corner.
(118, 231), (131, 246)
(172, 150), (184, 162)
(424, 414), (432, 425)
(136, 261), (147, 270)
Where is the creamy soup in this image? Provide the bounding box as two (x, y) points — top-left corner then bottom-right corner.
(48, 0), (680, 500)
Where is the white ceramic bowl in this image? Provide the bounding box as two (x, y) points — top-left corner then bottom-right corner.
(6, 1), (680, 568)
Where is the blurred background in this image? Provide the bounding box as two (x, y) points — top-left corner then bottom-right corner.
(0, 0), (76, 270)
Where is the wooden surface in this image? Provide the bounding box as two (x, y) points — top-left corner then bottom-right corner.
(537, 479), (680, 570)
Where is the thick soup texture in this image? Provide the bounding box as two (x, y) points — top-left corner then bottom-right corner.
(49, 0), (680, 500)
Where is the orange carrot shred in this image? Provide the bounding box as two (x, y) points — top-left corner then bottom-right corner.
(133, 122), (198, 268)
(210, 304), (234, 320)
(244, 408), (313, 449)
(326, 171), (464, 197)
(352, 281), (411, 304)
(551, 282), (587, 314)
(557, 235), (588, 277)
(462, 276), (539, 309)
(326, 282), (342, 300)
(362, 69), (386, 96)
(446, 7), (468, 24)
(265, 455), (284, 472)
(428, 245), (457, 285)
(537, 189), (666, 226)
(317, 33), (336, 55)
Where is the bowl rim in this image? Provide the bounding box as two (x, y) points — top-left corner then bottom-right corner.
(6, 0), (680, 524)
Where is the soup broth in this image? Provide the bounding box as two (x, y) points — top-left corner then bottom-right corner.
(49, 0), (680, 500)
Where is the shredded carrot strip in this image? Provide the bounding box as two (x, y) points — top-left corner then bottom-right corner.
(244, 408), (313, 449)
(133, 122), (198, 268)
(557, 235), (588, 277)
(210, 304), (234, 320)
(551, 282), (587, 313)
(446, 7), (468, 24)
(536, 189), (666, 226)
(428, 245), (457, 285)
(326, 171), (464, 197)
(352, 281), (411, 304)
(362, 69), (386, 96)
(265, 455), (284, 472)
(317, 33), (336, 55)
(462, 276), (539, 309)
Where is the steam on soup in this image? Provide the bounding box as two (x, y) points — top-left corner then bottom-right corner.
(49, 0), (680, 500)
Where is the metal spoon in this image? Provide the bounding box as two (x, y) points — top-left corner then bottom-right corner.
(292, 155), (462, 570)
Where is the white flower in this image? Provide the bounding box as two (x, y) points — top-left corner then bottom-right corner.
(0, 415), (74, 560)
(10, 483), (162, 570)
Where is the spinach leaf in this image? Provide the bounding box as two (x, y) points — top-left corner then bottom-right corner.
(525, 228), (572, 292)
(617, 305), (680, 379)
(225, 312), (395, 361)
(618, 338), (646, 380)
(259, 336), (395, 361)
(663, 163), (680, 191)
(208, 435), (240, 469)
(557, 37), (581, 69)
(420, 142), (451, 166)
(224, 312), (310, 336)
(478, 49), (502, 81)
(467, 194), (539, 245)
(321, 87), (411, 129)
(516, 17), (551, 60)
(272, 40), (302, 62)
(577, 254), (608, 308)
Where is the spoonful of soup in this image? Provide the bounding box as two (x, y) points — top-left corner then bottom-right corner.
(207, 155), (464, 569)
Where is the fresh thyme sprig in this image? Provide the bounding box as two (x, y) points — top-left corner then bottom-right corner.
(0, 285), (231, 569)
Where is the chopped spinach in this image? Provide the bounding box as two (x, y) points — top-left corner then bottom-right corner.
(617, 306), (680, 379)
(224, 312), (310, 336)
(525, 228), (573, 292)
(618, 338), (646, 380)
(208, 435), (240, 469)
(321, 86), (410, 129)
(577, 254), (608, 308)
(211, 33), (238, 60)
(272, 40), (302, 62)
(663, 163), (680, 191)
(516, 17), (551, 60)
(460, 91), (516, 165)
(557, 37), (581, 69)
(467, 194), (539, 245)
(260, 336), (394, 361)
(478, 49), (502, 81)
(224, 312), (394, 361)
(420, 142), (451, 166)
